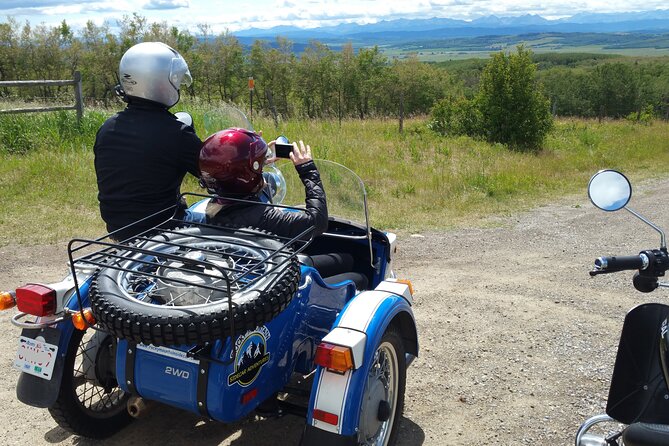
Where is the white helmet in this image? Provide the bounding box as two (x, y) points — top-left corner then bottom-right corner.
(118, 42), (192, 108)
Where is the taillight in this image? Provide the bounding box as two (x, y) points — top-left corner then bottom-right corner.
(314, 342), (354, 372)
(72, 308), (96, 330)
(0, 291), (16, 310)
(15, 284), (56, 316)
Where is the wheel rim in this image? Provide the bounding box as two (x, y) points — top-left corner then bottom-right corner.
(72, 330), (128, 418)
(358, 341), (399, 446)
(115, 237), (273, 308)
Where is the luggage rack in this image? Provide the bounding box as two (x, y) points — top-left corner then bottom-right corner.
(65, 193), (315, 340)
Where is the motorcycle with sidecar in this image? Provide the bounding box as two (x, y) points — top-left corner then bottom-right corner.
(1, 107), (418, 446)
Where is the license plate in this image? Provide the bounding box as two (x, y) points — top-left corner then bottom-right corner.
(14, 335), (59, 380)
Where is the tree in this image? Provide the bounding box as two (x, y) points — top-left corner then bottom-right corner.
(212, 32), (244, 103)
(590, 62), (640, 119)
(476, 46), (553, 151)
(354, 46), (386, 119)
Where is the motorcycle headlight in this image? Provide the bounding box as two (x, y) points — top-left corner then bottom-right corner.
(262, 164), (286, 204)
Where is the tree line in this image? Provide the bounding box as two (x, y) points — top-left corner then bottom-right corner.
(1, 14), (668, 122)
(0, 14), (457, 120)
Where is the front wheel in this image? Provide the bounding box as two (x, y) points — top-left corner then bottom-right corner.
(358, 327), (406, 446)
(48, 328), (132, 438)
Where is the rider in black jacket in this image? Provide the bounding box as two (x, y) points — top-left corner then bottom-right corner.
(94, 42), (202, 241)
(198, 128), (328, 240)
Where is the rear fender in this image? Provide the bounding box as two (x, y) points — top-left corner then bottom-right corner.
(16, 278), (91, 408)
(306, 281), (418, 437)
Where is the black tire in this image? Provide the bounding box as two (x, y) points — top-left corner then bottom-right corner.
(48, 328), (132, 439)
(357, 327), (406, 446)
(90, 227), (300, 346)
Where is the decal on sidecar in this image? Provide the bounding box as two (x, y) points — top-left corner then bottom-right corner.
(228, 326), (271, 387)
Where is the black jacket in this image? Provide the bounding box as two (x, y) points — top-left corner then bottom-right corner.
(94, 99), (202, 240)
(206, 161), (328, 240)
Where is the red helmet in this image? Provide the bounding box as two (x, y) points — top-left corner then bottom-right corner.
(199, 128), (268, 197)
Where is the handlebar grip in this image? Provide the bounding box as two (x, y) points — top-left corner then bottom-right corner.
(594, 255), (647, 273)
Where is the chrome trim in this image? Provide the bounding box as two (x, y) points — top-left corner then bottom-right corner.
(575, 414), (615, 446)
(298, 275), (313, 291)
(626, 206), (667, 249)
(11, 312), (69, 329)
(594, 257), (608, 270)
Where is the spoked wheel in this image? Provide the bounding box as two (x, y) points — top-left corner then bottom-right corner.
(90, 228), (300, 346)
(358, 328), (406, 446)
(48, 328), (132, 439)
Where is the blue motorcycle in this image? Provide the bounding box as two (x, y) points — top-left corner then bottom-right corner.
(1, 108), (418, 446)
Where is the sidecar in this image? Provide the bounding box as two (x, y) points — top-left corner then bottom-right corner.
(2, 159), (418, 446)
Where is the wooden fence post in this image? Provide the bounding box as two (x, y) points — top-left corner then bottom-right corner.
(73, 71), (83, 124)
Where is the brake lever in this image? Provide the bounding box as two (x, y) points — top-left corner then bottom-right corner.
(589, 269), (609, 277)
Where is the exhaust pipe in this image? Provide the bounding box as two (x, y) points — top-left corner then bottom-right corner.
(127, 396), (154, 418)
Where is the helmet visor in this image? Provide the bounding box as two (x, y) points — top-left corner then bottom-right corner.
(169, 56), (192, 89)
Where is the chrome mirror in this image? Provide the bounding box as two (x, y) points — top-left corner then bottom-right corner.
(588, 170), (632, 212)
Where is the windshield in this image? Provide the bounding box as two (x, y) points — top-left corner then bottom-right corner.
(275, 159), (370, 231)
(202, 104), (253, 138)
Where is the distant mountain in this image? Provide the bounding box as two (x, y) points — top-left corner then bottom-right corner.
(232, 9), (669, 46)
(470, 14), (550, 27)
(560, 9), (669, 24)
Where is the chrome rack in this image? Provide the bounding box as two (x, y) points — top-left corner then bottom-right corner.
(65, 192), (316, 351)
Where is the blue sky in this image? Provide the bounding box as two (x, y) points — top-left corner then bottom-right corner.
(3, 0), (669, 33)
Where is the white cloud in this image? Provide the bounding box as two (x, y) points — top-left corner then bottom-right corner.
(4, 0), (669, 32)
(143, 0), (189, 10)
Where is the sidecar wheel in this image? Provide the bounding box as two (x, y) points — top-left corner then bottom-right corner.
(357, 328), (406, 446)
(48, 328), (132, 438)
(90, 227), (300, 346)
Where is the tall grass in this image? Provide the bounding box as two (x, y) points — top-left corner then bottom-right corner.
(1, 103), (668, 246)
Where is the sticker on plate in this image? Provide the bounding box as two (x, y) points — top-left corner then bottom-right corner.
(14, 336), (58, 380)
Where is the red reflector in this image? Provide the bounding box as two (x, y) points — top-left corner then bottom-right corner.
(313, 409), (339, 425)
(16, 284), (56, 316)
(241, 388), (258, 405)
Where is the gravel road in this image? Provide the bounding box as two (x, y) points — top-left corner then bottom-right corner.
(1, 176), (668, 445)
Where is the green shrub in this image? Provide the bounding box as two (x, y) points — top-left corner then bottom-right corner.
(429, 96), (482, 137)
(625, 105), (655, 125)
(476, 46), (554, 152)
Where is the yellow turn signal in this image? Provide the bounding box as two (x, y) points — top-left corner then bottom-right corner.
(72, 308), (96, 331)
(395, 279), (414, 296)
(0, 291), (16, 310)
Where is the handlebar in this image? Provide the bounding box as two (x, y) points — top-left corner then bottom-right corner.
(592, 254), (649, 275)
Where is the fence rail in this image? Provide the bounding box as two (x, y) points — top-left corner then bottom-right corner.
(0, 71), (83, 122)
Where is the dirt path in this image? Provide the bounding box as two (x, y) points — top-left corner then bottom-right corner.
(1, 177), (668, 445)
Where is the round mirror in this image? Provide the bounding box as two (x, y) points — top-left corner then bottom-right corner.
(588, 170), (632, 212)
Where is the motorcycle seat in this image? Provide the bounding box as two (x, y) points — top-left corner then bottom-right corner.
(623, 422), (669, 446)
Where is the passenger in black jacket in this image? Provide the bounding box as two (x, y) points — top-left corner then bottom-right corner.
(94, 42), (202, 241)
(199, 128), (328, 239)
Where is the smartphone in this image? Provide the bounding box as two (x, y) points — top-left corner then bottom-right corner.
(274, 135), (293, 158)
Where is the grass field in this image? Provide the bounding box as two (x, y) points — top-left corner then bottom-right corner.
(382, 32), (669, 61)
(1, 104), (668, 246)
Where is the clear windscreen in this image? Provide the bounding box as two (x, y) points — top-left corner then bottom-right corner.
(202, 105), (254, 138)
(275, 159), (368, 227)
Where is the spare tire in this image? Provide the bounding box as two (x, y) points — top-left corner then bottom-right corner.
(89, 227), (300, 346)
